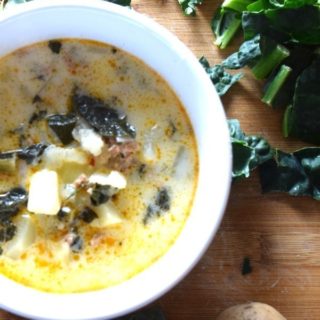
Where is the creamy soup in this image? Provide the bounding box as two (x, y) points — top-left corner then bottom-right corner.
(0, 39), (198, 293)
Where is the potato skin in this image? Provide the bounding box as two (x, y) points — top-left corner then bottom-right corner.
(216, 302), (286, 320)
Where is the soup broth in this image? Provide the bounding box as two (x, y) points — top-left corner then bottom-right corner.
(0, 39), (198, 293)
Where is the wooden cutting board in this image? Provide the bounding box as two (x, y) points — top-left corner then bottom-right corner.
(1, 1), (319, 319)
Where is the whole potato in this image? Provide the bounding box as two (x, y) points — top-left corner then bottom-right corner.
(216, 302), (286, 320)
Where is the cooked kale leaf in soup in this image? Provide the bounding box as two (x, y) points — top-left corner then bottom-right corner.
(0, 39), (198, 293)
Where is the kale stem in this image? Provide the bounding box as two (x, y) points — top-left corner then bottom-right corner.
(251, 44), (290, 79)
(214, 16), (241, 49)
(262, 65), (292, 106)
(222, 0), (254, 12)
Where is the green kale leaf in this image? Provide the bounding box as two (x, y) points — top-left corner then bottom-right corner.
(259, 147), (320, 199)
(211, 7), (242, 49)
(268, 0), (318, 8)
(229, 119), (274, 179)
(222, 34), (261, 69)
(47, 114), (77, 145)
(105, 0), (131, 6)
(283, 56), (320, 143)
(72, 89), (136, 139)
(199, 57), (242, 96)
(242, 6), (320, 45)
(177, 0), (203, 16)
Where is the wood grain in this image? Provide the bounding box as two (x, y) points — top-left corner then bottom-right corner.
(1, 1), (319, 319)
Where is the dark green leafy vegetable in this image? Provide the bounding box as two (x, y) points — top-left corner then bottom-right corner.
(177, 0), (203, 16)
(47, 113), (77, 145)
(0, 187), (23, 245)
(242, 6), (320, 45)
(143, 187), (171, 224)
(70, 234), (84, 253)
(104, 0), (131, 6)
(57, 206), (72, 221)
(0, 188), (27, 226)
(268, 0), (317, 8)
(48, 40), (62, 54)
(90, 184), (113, 206)
(17, 143), (47, 164)
(73, 90), (136, 139)
(0, 223), (16, 242)
(222, 34), (261, 69)
(264, 45), (315, 108)
(259, 147), (320, 199)
(283, 56), (320, 143)
(78, 207), (98, 223)
(199, 56), (242, 96)
(211, 7), (242, 49)
(229, 119), (274, 179)
(0, 143), (47, 164)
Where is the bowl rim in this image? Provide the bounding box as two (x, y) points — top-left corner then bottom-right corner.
(0, 1), (232, 319)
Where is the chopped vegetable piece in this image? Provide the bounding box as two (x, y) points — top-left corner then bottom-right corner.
(259, 147), (320, 199)
(251, 42), (290, 79)
(177, 0), (203, 16)
(5, 214), (36, 259)
(88, 171), (127, 189)
(0, 223), (16, 242)
(42, 145), (88, 169)
(103, 0), (131, 6)
(222, 0), (254, 12)
(0, 187), (28, 224)
(212, 7), (242, 49)
(27, 169), (61, 215)
(48, 40), (62, 54)
(222, 34), (261, 69)
(283, 56), (320, 143)
(0, 144), (47, 164)
(199, 56), (242, 96)
(229, 119), (274, 179)
(266, 45), (315, 108)
(57, 206), (72, 220)
(72, 90), (136, 139)
(262, 64), (292, 106)
(90, 202), (123, 228)
(72, 126), (104, 156)
(69, 234), (84, 253)
(78, 207), (98, 223)
(242, 6), (320, 45)
(47, 113), (77, 145)
(143, 187), (171, 224)
(90, 185), (112, 206)
(17, 143), (47, 164)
